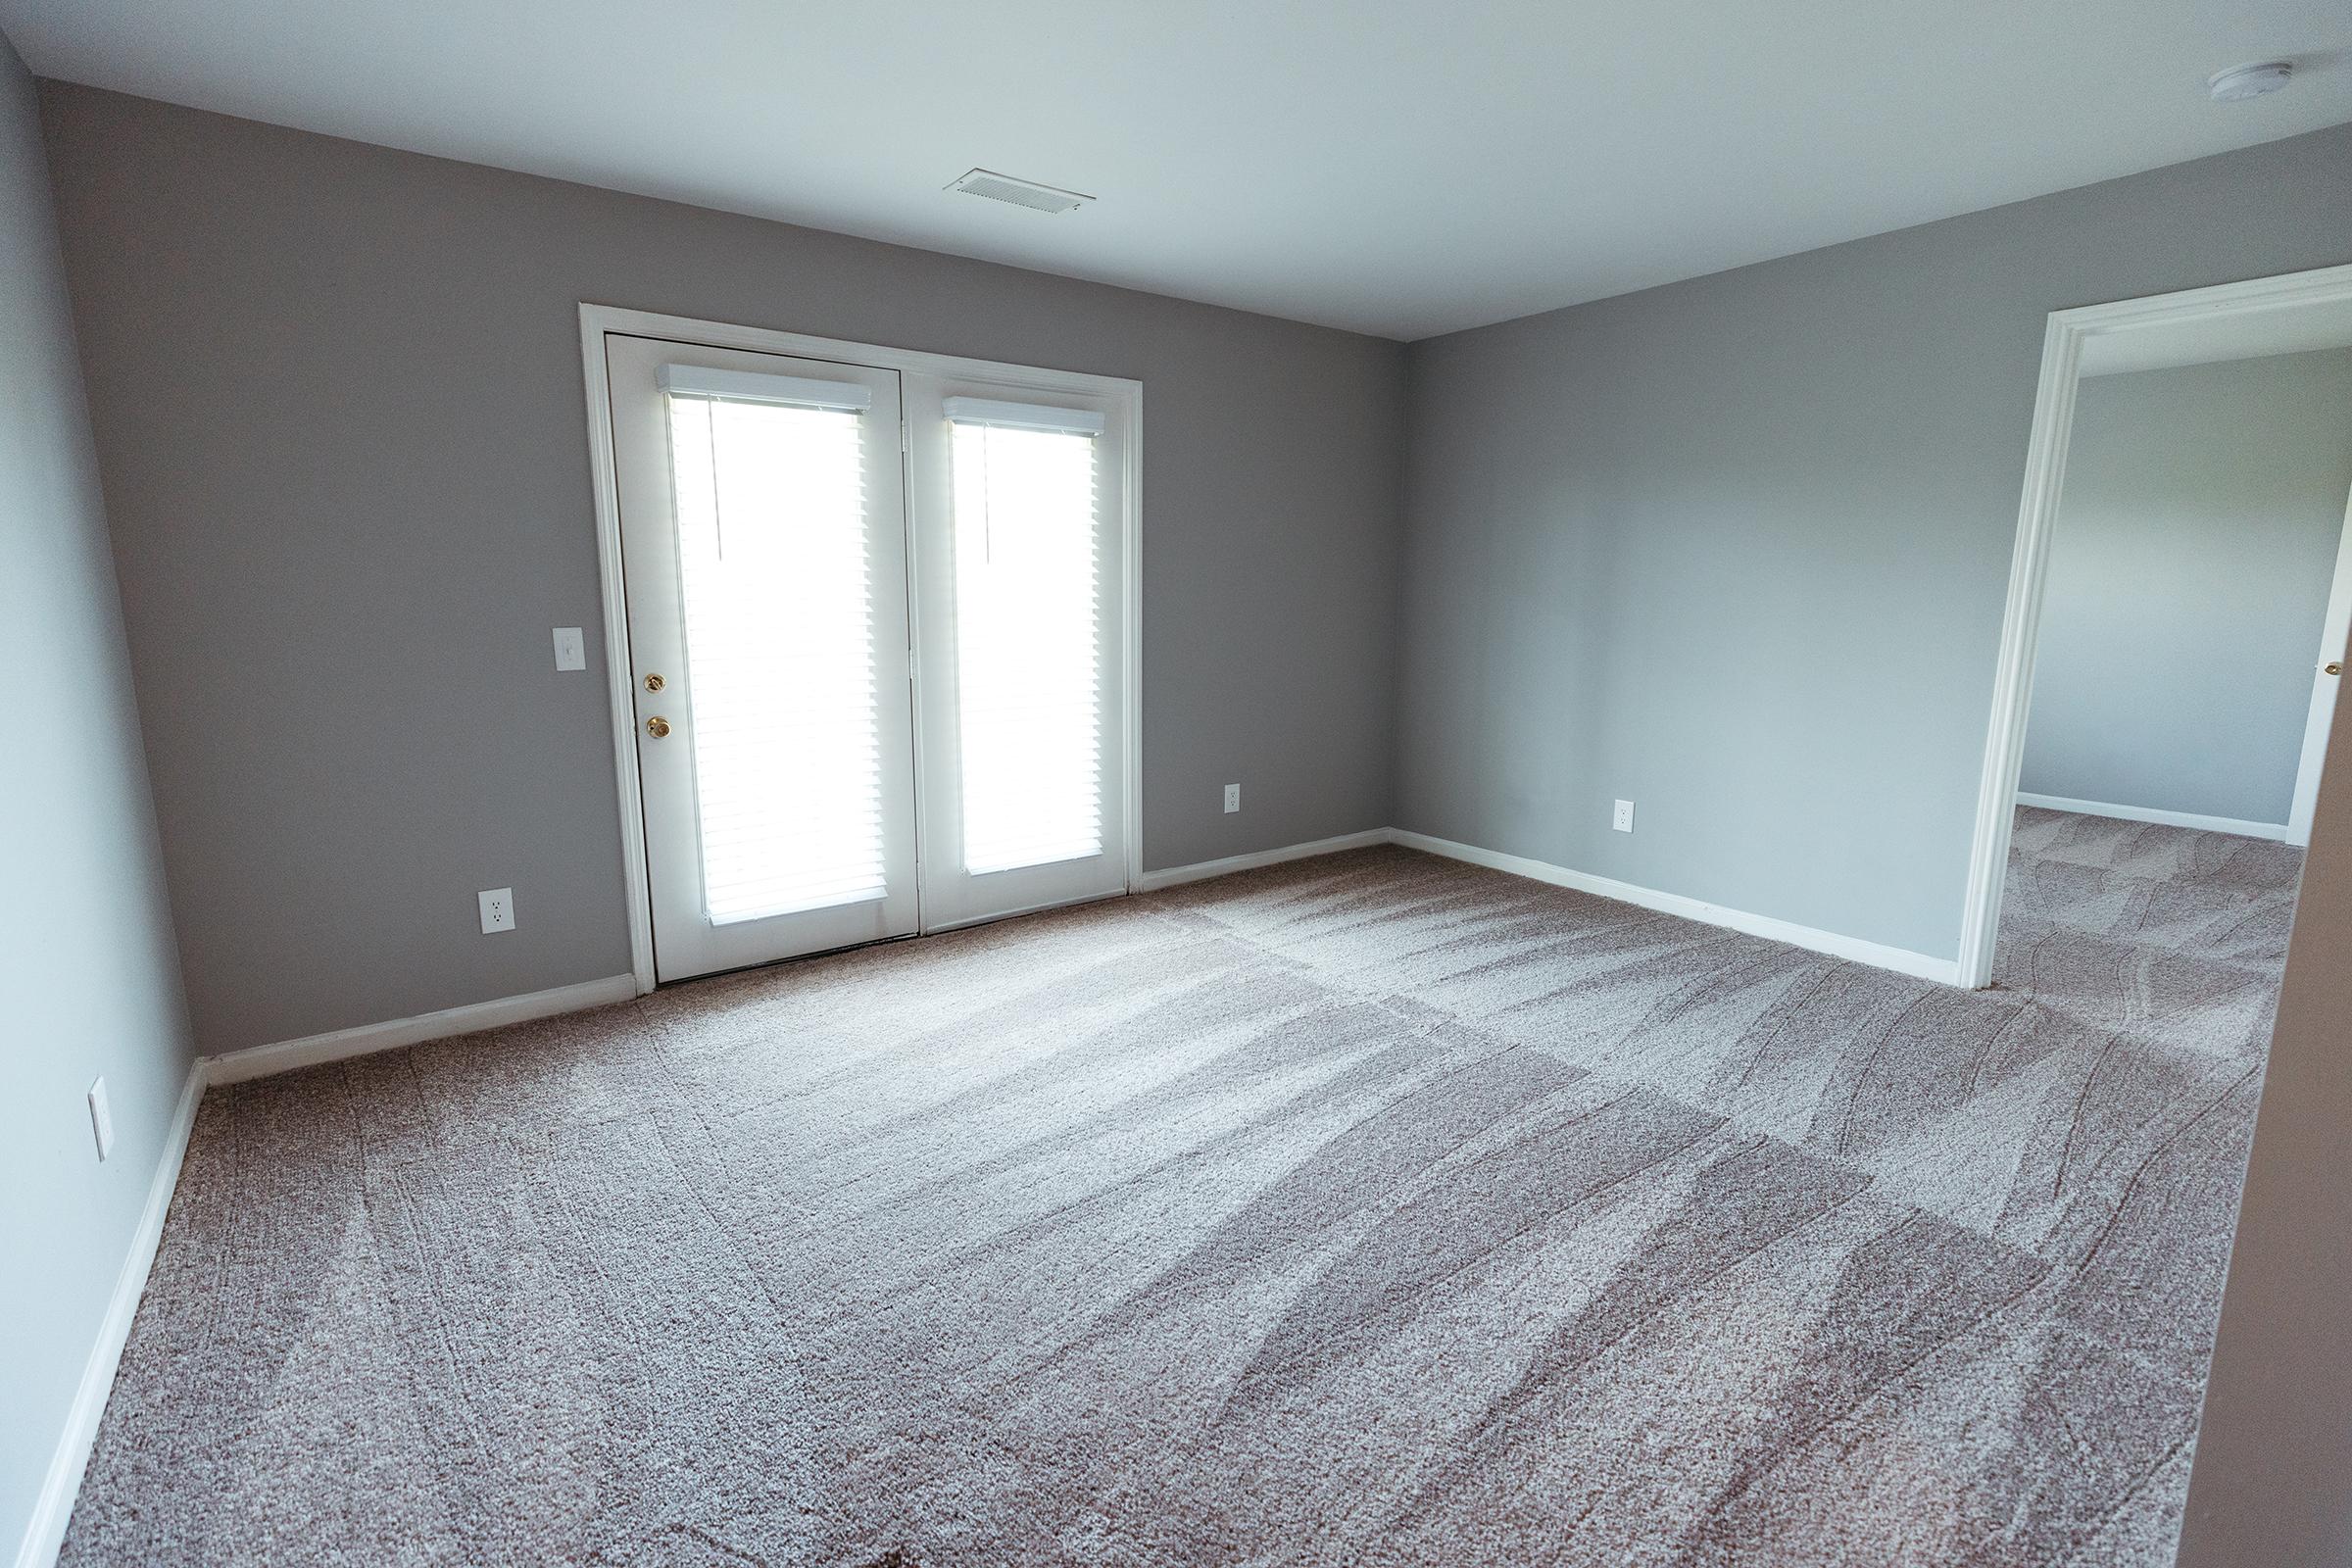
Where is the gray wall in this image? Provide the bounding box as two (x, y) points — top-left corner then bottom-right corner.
(35, 82), (1409, 1057)
(0, 34), (194, 1561)
(2021, 349), (2352, 825)
(2177, 668), (2352, 1565)
(1396, 123), (2352, 961)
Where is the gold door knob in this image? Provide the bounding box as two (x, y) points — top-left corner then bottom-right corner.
(645, 715), (671, 739)
(2328, 662), (2342, 676)
(644, 673), (665, 692)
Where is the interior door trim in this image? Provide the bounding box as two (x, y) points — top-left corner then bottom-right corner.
(577, 302), (1145, 995)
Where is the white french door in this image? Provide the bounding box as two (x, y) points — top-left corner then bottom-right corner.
(602, 327), (1131, 982)
(608, 335), (918, 980)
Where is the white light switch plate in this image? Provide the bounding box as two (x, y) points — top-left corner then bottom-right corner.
(552, 627), (586, 671)
(1613, 799), (1636, 833)
(478, 888), (515, 933)
(87, 1077), (114, 1162)
(1223, 783), (1241, 813)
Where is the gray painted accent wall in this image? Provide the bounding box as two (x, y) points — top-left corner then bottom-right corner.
(0, 33), (194, 1559)
(34, 82), (1408, 1057)
(1396, 123), (2352, 960)
(2020, 349), (2352, 826)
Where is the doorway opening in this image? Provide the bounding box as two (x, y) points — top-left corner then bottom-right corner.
(1960, 262), (2352, 988)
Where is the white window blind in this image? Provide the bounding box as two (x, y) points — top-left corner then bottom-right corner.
(940, 396), (1105, 435)
(665, 385), (887, 923)
(948, 415), (1105, 874)
(661, 363), (873, 412)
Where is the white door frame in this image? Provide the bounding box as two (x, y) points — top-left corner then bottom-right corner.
(2288, 481), (2352, 846)
(1957, 261), (2352, 989)
(577, 303), (1145, 995)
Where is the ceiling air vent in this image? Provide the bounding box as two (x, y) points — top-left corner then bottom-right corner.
(948, 169), (1093, 215)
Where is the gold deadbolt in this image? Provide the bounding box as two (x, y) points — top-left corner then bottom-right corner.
(644, 672), (665, 693)
(645, 715), (672, 739)
(2330, 663), (2344, 677)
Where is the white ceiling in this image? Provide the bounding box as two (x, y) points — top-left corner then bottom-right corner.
(6, 1), (2348, 340)
(2081, 294), (2352, 376)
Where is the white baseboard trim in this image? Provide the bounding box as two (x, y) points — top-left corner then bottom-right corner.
(203, 974), (640, 1087)
(2016, 792), (2294, 844)
(1133, 828), (1395, 893)
(1392, 829), (1964, 987)
(1133, 825), (1962, 986)
(15, 1059), (206, 1568)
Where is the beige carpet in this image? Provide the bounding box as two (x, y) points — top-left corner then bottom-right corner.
(62, 808), (2298, 1565)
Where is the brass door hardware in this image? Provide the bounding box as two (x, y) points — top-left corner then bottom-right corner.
(644, 672), (665, 692)
(2329, 663), (2342, 676)
(646, 715), (672, 739)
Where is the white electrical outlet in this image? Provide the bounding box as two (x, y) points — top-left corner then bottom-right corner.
(478, 887), (516, 934)
(87, 1077), (114, 1162)
(552, 626), (586, 671)
(1224, 783), (1241, 813)
(1613, 799), (1636, 833)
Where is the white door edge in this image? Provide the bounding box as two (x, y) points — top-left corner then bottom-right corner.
(2288, 480), (2352, 848)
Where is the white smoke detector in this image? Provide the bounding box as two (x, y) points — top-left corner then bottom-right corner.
(2208, 62), (2293, 102)
(948, 169), (1093, 215)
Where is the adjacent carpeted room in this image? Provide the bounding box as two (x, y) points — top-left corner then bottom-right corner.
(61, 808), (2296, 1566)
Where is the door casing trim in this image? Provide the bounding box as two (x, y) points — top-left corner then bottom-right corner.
(577, 303), (1145, 994)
